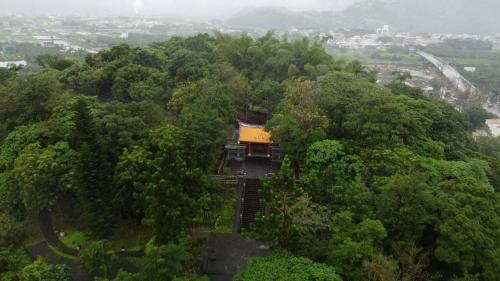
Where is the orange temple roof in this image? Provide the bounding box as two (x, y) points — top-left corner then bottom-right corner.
(238, 121), (272, 144)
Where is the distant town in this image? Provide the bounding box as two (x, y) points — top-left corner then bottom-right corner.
(2, 15), (500, 57)
(2, 15), (500, 133)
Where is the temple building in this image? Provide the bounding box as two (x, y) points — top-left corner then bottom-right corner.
(225, 121), (284, 162)
(222, 121), (284, 232)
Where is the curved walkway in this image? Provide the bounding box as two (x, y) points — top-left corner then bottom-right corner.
(26, 241), (90, 281)
(39, 210), (80, 256)
(28, 210), (144, 281)
(203, 233), (271, 281)
(38, 210), (144, 258)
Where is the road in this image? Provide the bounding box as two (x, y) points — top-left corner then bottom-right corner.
(416, 50), (500, 117)
(416, 50), (479, 93)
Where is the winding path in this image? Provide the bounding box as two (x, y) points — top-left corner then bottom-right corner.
(26, 210), (144, 281)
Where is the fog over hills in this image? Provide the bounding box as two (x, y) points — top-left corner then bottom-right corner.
(341, 0), (500, 33)
(228, 0), (500, 34)
(1, 0), (498, 33)
(0, 0), (357, 20)
(227, 7), (333, 30)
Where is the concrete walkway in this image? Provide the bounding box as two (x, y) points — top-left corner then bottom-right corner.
(30, 210), (143, 281)
(26, 241), (90, 281)
(203, 233), (271, 281)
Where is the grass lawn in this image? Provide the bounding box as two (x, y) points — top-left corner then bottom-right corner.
(214, 198), (236, 233)
(52, 206), (150, 251)
(53, 223), (151, 253)
(57, 223), (151, 251)
(60, 228), (87, 249)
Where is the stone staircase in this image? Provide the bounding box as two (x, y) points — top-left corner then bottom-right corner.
(240, 178), (263, 231)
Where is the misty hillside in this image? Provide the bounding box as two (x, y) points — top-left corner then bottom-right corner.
(227, 7), (335, 30)
(341, 0), (500, 33)
(228, 0), (500, 33)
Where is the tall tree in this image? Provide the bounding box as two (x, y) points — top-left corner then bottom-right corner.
(79, 240), (117, 279)
(303, 140), (373, 219)
(247, 156), (329, 256)
(267, 80), (328, 167)
(142, 125), (212, 244)
(73, 98), (115, 239)
(15, 142), (78, 212)
(134, 240), (192, 281)
(327, 211), (387, 281)
(114, 146), (151, 220)
(0, 70), (67, 139)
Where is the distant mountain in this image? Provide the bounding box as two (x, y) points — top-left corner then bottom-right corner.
(227, 7), (334, 31)
(340, 0), (500, 34)
(227, 1), (500, 34)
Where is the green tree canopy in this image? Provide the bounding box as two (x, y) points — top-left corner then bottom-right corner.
(234, 252), (342, 281)
(20, 258), (71, 281)
(15, 142), (78, 211)
(79, 240), (117, 279)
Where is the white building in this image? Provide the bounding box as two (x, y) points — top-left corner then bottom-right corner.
(33, 36), (68, 48)
(464, 66), (477, 73)
(376, 25), (390, 37)
(486, 119), (500, 137)
(0, 60), (27, 68)
(423, 86), (434, 93)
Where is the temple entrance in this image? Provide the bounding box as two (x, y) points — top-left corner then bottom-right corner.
(253, 144), (268, 155)
(225, 121), (284, 162)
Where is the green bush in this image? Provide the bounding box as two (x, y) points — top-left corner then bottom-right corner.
(234, 252), (342, 281)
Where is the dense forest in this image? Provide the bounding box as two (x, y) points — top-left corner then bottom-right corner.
(1, 32), (500, 281)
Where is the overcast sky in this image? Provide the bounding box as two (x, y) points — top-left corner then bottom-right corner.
(0, 0), (359, 19)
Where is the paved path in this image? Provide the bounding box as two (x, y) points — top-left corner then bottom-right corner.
(226, 158), (281, 178)
(26, 241), (90, 281)
(203, 233), (270, 281)
(206, 156), (275, 280)
(31, 210), (143, 280)
(39, 210), (80, 256)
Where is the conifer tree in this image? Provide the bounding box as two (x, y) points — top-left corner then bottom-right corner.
(73, 98), (115, 239)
